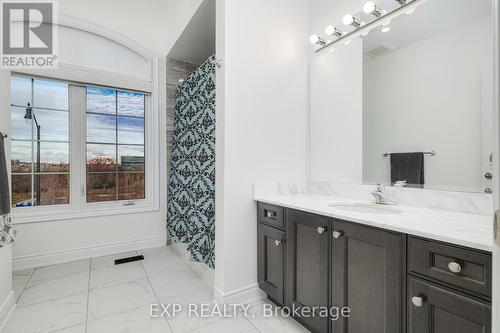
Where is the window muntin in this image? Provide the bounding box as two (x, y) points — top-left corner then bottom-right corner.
(10, 76), (70, 207)
(85, 87), (145, 203)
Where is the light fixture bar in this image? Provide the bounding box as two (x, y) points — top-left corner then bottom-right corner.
(325, 25), (343, 37)
(314, 0), (425, 53)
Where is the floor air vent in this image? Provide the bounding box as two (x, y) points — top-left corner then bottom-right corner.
(114, 255), (145, 265)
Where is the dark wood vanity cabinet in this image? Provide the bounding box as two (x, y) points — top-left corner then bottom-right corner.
(256, 203), (493, 333)
(331, 220), (406, 333)
(407, 277), (491, 333)
(407, 237), (492, 333)
(257, 223), (286, 304)
(285, 209), (330, 333)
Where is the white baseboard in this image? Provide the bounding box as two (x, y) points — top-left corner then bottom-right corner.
(214, 284), (266, 305)
(0, 291), (16, 333)
(13, 236), (166, 271)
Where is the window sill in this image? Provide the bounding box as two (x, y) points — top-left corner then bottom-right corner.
(11, 202), (160, 224)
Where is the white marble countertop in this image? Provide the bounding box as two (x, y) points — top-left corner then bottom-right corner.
(255, 193), (493, 252)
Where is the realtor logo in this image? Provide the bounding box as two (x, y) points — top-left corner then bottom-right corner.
(1, 0), (58, 68)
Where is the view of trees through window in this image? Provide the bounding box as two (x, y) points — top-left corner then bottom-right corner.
(10, 76), (70, 207)
(86, 87), (146, 203)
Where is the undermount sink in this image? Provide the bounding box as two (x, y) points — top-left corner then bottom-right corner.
(328, 203), (403, 215)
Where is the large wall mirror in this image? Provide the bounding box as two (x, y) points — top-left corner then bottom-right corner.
(310, 0), (494, 194)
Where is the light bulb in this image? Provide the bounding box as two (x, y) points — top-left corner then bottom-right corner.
(381, 26), (391, 33)
(406, 7), (416, 14)
(309, 34), (326, 45)
(325, 25), (342, 37)
(363, 1), (382, 17)
(343, 14), (354, 26)
(361, 29), (371, 37)
(363, 1), (376, 14)
(310, 34), (320, 44)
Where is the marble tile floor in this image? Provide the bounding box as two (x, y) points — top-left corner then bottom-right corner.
(6, 246), (310, 333)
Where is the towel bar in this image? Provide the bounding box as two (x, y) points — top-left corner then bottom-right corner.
(383, 151), (436, 157)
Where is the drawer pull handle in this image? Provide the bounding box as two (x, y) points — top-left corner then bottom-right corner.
(332, 231), (344, 239)
(411, 296), (425, 307)
(317, 227), (326, 234)
(448, 261), (462, 274)
(274, 240), (282, 246)
(265, 210), (276, 219)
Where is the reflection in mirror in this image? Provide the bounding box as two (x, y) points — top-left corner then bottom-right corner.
(362, 0), (493, 193)
(310, 0), (493, 193)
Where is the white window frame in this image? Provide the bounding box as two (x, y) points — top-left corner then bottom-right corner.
(10, 67), (160, 224)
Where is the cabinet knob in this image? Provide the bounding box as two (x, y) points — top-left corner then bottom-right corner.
(485, 172), (493, 180)
(274, 240), (282, 246)
(411, 296), (425, 307)
(332, 231), (343, 239)
(448, 261), (462, 274)
(317, 227), (326, 234)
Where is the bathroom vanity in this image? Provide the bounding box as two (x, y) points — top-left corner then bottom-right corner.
(256, 199), (492, 333)
(259, 0), (496, 331)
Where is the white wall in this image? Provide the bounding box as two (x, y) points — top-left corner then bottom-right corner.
(363, 17), (493, 192)
(310, 40), (363, 183)
(214, 0), (309, 301)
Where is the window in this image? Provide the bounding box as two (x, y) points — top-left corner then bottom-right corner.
(10, 75), (153, 220)
(85, 87), (145, 203)
(10, 76), (70, 207)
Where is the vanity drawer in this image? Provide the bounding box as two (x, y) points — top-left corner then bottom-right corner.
(408, 237), (492, 298)
(257, 203), (285, 230)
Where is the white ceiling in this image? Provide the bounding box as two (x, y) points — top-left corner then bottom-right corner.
(59, 0), (204, 57)
(363, 0), (491, 60)
(168, 0), (216, 64)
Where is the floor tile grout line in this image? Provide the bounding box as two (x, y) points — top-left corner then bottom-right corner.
(46, 322), (86, 333)
(16, 290), (89, 309)
(84, 259), (92, 333)
(16, 267), (37, 302)
(24, 269), (91, 286)
(139, 253), (176, 333)
(241, 312), (262, 333)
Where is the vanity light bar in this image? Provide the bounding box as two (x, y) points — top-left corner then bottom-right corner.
(311, 0), (423, 53)
(325, 25), (343, 37)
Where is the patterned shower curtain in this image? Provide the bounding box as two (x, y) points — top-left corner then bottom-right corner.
(167, 55), (216, 268)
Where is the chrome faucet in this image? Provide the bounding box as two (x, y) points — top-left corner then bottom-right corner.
(371, 184), (396, 205)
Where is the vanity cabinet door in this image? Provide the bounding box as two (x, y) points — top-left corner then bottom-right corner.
(331, 220), (406, 333)
(257, 223), (286, 305)
(407, 277), (491, 333)
(285, 209), (330, 333)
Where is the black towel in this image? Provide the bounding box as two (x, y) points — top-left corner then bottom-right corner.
(0, 134), (10, 215)
(390, 152), (424, 187)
